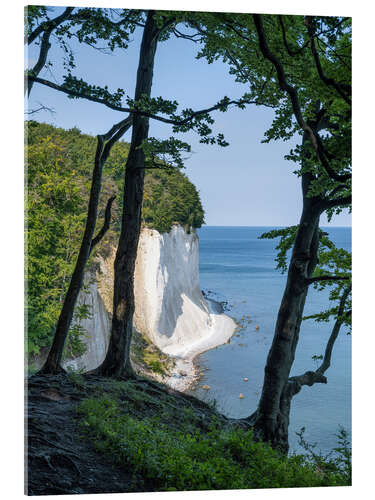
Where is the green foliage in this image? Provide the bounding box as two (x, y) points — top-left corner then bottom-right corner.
(141, 136), (191, 170)
(62, 74), (126, 107)
(77, 396), (350, 490)
(131, 329), (174, 377)
(305, 234), (352, 333)
(26, 9), (233, 150)
(259, 226), (298, 273)
(260, 226), (351, 331)
(296, 426), (351, 485)
(142, 168), (204, 233)
(25, 5), (48, 38)
(26, 123), (91, 355)
(193, 13), (351, 216)
(63, 302), (93, 359)
(63, 8), (141, 51)
(26, 7), (143, 70)
(26, 121), (204, 356)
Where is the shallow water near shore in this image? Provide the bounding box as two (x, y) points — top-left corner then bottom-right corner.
(189, 226), (351, 455)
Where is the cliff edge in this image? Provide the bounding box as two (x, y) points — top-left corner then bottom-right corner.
(65, 225), (236, 390)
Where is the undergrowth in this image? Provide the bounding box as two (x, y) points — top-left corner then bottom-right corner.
(77, 395), (350, 491)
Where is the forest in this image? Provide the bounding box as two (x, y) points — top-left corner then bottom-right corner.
(25, 6), (352, 495)
(27, 120), (204, 358)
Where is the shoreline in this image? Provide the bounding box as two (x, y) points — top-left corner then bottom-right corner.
(164, 298), (237, 392)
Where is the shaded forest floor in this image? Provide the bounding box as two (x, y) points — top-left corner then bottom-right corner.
(26, 372), (228, 495)
(26, 372), (350, 495)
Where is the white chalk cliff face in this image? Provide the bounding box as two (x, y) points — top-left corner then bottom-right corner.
(66, 225), (236, 388)
(134, 226), (236, 359)
(63, 278), (111, 372)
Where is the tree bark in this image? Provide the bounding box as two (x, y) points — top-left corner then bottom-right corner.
(96, 11), (160, 378)
(40, 117), (131, 374)
(269, 285), (351, 452)
(250, 205), (321, 452)
(250, 132), (323, 452)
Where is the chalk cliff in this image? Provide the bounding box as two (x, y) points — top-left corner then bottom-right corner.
(134, 226), (236, 359)
(65, 225), (236, 389)
(63, 279), (111, 373)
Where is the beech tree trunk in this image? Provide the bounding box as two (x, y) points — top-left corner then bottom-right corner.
(250, 132), (324, 452)
(97, 11), (160, 378)
(251, 209), (320, 451)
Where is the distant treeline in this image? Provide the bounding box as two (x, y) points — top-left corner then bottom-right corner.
(26, 121), (204, 356)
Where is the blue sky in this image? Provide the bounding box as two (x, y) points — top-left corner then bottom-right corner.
(26, 6), (351, 227)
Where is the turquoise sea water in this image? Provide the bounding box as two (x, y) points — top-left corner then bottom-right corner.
(189, 226), (351, 454)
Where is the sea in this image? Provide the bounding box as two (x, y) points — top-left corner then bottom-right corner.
(189, 226), (351, 455)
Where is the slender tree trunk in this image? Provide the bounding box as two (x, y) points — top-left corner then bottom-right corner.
(40, 118), (131, 374)
(250, 132), (324, 452)
(40, 142), (105, 374)
(97, 11), (160, 378)
(251, 208), (320, 450)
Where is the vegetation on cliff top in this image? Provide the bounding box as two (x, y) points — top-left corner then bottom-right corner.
(26, 121), (204, 356)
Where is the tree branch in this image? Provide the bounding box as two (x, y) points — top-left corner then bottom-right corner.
(26, 7), (75, 45)
(100, 116), (133, 163)
(328, 184), (349, 198)
(253, 14), (351, 184)
(90, 115), (133, 252)
(320, 194), (352, 211)
(306, 275), (350, 284)
(289, 370), (327, 388)
(24, 103), (55, 115)
(90, 195), (116, 253)
(172, 28), (202, 42)
(26, 8), (75, 96)
(282, 286), (350, 402)
(27, 75), (258, 127)
(27, 30), (52, 96)
(316, 36), (351, 71)
(278, 15), (309, 56)
(316, 287), (351, 374)
(305, 16), (351, 106)
(224, 50), (276, 108)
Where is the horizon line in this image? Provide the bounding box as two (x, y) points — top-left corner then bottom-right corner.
(201, 224), (352, 228)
